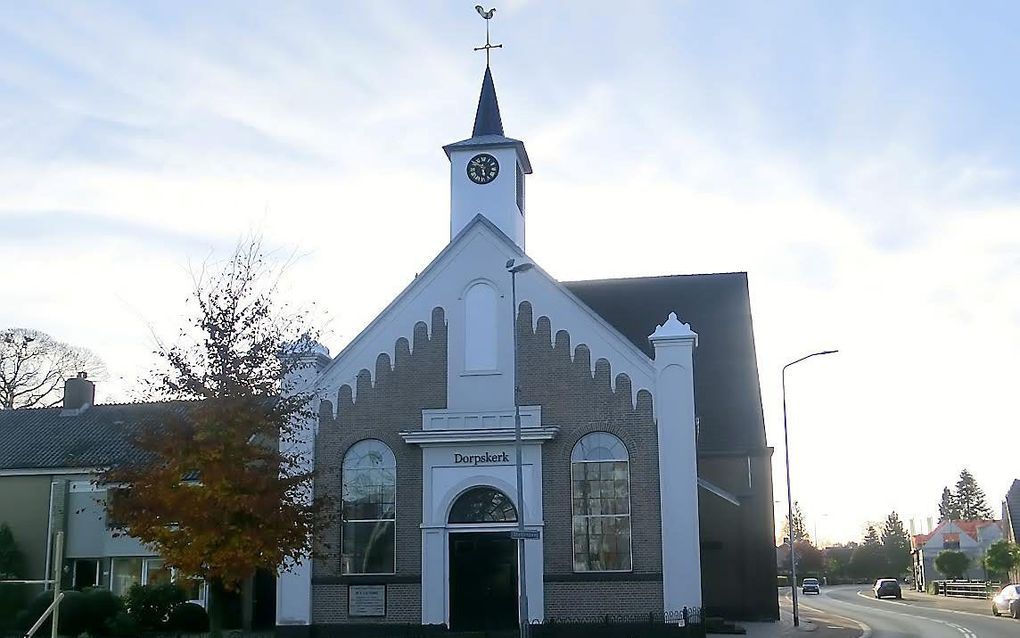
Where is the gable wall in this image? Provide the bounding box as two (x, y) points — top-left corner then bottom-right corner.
(311, 307), (447, 624)
(515, 302), (665, 617)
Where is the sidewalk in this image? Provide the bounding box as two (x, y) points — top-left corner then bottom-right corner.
(899, 587), (993, 615)
(710, 595), (864, 638)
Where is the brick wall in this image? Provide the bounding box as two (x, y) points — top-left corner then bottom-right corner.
(311, 307), (447, 624)
(516, 302), (665, 616)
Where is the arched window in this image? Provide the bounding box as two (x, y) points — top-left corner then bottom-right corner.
(341, 439), (396, 574)
(449, 486), (517, 523)
(464, 282), (498, 371)
(570, 432), (632, 572)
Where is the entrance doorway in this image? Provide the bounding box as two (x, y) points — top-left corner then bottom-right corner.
(448, 532), (518, 631)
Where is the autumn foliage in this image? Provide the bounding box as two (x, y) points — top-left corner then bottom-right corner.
(99, 239), (328, 602)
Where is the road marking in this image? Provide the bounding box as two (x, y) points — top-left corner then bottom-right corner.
(822, 589), (981, 638)
(795, 597), (872, 638)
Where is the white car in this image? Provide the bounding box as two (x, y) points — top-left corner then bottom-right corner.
(802, 578), (820, 595)
(991, 584), (1020, 619)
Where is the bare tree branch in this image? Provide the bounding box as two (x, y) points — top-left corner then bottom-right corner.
(0, 329), (106, 409)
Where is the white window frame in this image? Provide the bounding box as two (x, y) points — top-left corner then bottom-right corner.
(569, 432), (634, 573)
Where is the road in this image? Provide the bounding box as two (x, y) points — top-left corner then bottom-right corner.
(793, 584), (1020, 638)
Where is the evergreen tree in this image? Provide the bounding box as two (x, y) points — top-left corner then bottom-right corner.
(955, 469), (993, 519)
(864, 525), (880, 546)
(782, 501), (811, 543)
(881, 511), (912, 577)
(938, 486), (961, 522)
(851, 527), (888, 579)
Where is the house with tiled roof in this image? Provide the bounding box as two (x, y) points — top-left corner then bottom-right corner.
(0, 375), (276, 628)
(910, 518), (1003, 589)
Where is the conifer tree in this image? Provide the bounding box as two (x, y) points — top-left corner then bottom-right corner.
(938, 486), (961, 522)
(955, 469), (993, 519)
(782, 501), (811, 543)
(881, 512), (912, 576)
(864, 524), (881, 546)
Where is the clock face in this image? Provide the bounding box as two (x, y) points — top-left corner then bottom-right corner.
(467, 153), (500, 184)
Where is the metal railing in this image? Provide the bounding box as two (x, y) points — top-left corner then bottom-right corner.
(931, 580), (998, 599)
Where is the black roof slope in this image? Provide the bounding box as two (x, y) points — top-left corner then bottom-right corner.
(0, 402), (189, 471)
(564, 272), (767, 452)
(1005, 480), (1020, 542)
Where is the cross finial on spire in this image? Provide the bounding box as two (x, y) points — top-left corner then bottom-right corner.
(473, 6), (502, 67)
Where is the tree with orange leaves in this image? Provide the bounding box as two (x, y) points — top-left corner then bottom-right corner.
(100, 239), (328, 633)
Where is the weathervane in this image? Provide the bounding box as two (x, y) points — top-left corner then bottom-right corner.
(473, 5), (502, 67)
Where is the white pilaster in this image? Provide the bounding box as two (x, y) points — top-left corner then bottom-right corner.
(277, 343), (331, 628)
(649, 313), (702, 612)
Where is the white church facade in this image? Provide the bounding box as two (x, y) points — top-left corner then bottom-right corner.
(275, 65), (779, 633)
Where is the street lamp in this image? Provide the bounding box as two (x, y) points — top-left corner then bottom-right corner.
(507, 258), (534, 638)
(783, 349), (837, 627)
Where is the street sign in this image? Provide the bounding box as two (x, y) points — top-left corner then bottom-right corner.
(510, 529), (540, 540)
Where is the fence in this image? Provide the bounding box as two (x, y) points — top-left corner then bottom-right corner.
(531, 609), (705, 638)
(930, 581), (999, 599)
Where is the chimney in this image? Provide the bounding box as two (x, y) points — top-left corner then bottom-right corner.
(62, 372), (95, 412)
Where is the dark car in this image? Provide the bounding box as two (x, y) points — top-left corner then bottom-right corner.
(991, 584), (1020, 618)
(873, 578), (901, 599)
(802, 578), (820, 595)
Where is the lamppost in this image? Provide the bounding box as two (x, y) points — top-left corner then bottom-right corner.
(783, 349), (837, 627)
(507, 258), (534, 638)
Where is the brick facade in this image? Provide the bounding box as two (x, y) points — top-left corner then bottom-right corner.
(311, 301), (670, 625)
(516, 302), (666, 616)
(311, 307), (447, 625)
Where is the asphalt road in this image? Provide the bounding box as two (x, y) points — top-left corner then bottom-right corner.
(797, 584), (1020, 638)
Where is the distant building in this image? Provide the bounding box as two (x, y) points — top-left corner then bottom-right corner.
(911, 519), (1002, 588)
(1000, 480), (1020, 582)
(0, 376), (275, 628)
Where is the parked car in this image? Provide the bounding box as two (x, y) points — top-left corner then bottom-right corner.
(991, 584), (1020, 619)
(802, 578), (820, 595)
(873, 578), (902, 599)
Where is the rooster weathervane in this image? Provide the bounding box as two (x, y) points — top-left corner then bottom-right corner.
(473, 6), (502, 67)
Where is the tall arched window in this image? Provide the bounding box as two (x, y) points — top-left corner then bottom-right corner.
(570, 432), (632, 572)
(341, 439), (396, 574)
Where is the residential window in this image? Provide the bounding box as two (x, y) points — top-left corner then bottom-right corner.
(71, 558), (100, 590)
(570, 432), (632, 572)
(341, 439), (396, 575)
(110, 557), (143, 596)
(144, 558), (171, 586)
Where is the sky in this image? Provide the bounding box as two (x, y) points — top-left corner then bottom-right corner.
(2, 1), (1019, 545)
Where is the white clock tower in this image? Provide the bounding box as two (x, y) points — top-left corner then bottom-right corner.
(443, 66), (532, 249)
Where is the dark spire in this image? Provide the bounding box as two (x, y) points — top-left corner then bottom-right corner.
(472, 66), (504, 137)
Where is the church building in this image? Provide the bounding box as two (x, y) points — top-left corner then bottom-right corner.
(275, 62), (779, 633)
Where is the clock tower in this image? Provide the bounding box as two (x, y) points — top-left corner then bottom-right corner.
(444, 66), (532, 249)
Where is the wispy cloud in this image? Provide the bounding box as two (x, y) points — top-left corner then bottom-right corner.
(1, 1), (1018, 542)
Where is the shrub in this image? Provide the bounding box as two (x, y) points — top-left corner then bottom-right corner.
(14, 588), (121, 635)
(105, 610), (140, 638)
(57, 590), (93, 636)
(14, 591), (50, 630)
(0, 583), (27, 630)
(83, 587), (124, 635)
(167, 602), (210, 632)
(125, 582), (187, 630)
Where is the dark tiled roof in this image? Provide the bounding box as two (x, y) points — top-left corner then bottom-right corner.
(0, 402), (189, 471)
(564, 272), (766, 452)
